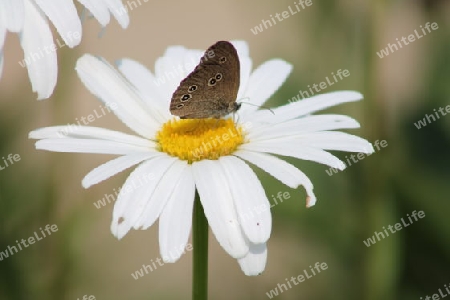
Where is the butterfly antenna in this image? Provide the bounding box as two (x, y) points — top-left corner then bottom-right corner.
(239, 101), (275, 115)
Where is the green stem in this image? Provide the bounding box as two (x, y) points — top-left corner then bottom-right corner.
(192, 191), (208, 300)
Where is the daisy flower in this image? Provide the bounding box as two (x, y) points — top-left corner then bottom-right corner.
(0, 0), (129, 99)
(29, 41), (374, 276)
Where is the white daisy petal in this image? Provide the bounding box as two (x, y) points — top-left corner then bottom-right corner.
(237, 57), (252, 102)
(239, 59), (292, 116)
(21, 0), (57, 100)
(29, 126), (156, 148)
(177, 49), (205, 90)
(103, 0), (130, 28)
(182, 49), (204, 75)
(82, 152), (162, 189)
(234, 150), (308, 189)
(154, 46), (187, 78)
(238, 243), (267, 276)
(117, 58), (164, 99)
(134, 160), (189, 230)
(35, 138), (150, 154)
(193, 160), (249, 258)
(154, 46), (193, 99)
(151, 47), (204, 103)
(0, 0), (24, 32)
(159, 166), (195, 263)
(293, 131), (375, 153)
(116, 58), (169, 122)
(77, 0), (110, 27)
(1, 0), (129, 100)
(231, 40), (252, 101)
(247, 114), (361, 140)
(248, 132), (374, 155)
(34, 0), (82, 47)
(219, 156), (271, 244)
(241, 142), (346, 170)
(249, 91), (363, 124)
(111, 156), (176, 239)
(231, 40), (249, 58)
(234, 150), (317, 207)
(76, 54), (159, 138)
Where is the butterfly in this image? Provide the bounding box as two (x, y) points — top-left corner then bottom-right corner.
(169, 41), (241, 119)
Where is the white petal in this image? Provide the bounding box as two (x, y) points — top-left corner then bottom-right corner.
(192, 160), (249, 258)
(82, 152), (163, 188)
(76, 54), (159, 138)
(292, 131), (375, 153)
(0, 0), (24, 32)
(231, 40), (252, 101)
(249, 91), (363, 124)
(154, 46), (201, 99)
(154, 46), (187, 80)
(116, 58), (169, 123)
(231, 40), (249, 58)
(29, 126), (156, 148)
(238, 243), (267, 276)
(103, 0), (130, 28)
(239, 59), (292, 116)
(117, 58), (165, 100)
(159, 166), (195, 263)
(134, 160), (189, 230)
(237, 57), (252, 102)
(233, 150), (306, 189)
(182, 49), (204, 75)
(247, 114), (360, 141)
(248, 132), (374, 155)
(35, 138), (151, 154)
(240, 142), (346, 170)
(234, 150), (316, 207)
(77, 0), (110, 27)
(219, 156), (271, 244)
(34, 0), (82, 47)
(111, 156), (176, 239)
(21, 0), (57, 99)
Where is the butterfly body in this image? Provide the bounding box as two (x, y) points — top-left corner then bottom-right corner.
(170, 41), (240, 119)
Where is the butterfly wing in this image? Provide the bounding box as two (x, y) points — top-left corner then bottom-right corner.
(170, 41), (240, 119)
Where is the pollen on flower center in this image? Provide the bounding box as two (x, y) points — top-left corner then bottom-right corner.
(156, 118), (244, 163)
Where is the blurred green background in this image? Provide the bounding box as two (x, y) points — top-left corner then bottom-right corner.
(1, 0), (449, 299)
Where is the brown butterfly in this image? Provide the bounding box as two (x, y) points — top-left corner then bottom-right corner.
(169, 41), (241, 119)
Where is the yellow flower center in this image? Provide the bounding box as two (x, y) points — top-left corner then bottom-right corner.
(156, 118), (244, 163)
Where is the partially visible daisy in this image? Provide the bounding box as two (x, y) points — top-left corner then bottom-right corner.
(29, 41), (374, 275)
(0, 0), (129, 99)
